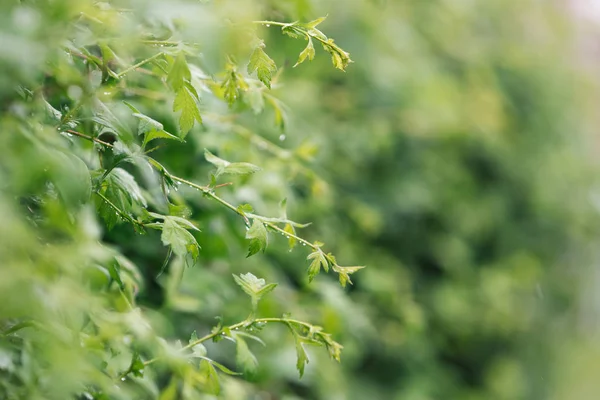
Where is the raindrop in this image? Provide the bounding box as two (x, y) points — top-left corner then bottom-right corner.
(301, 243), (306, 246)
(266, 24), (271, 27)
(121, 377), (126, 382)
(103, 92), (110, 96)
(279, 134), (286, 142)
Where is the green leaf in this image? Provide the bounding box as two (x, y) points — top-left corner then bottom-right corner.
(237, 204), (254, 214)
(208, 360), (242, 376)
(307, 250), (328, 282)
(159, 377), (179, 400)
(247, 42), (277, 89)
(322, 39), (352, 71)
(189, 330), (207, 357)
(245, 219), (268, 257)
(232, 272), (277, 301)
(294, 38), (315, 67)
(284, 223), (296, 249)
(224, 162), (261, 175)
(167, 52), (191, 90)
(204, 149), (229, 171)
(128, 353), (145, 378)
(335, 266), (365, 288)
(295, 339), (309, 377)
(129, 111), (181, 146)
(173, 84), (202, 135)
(160, 216), (200, 262)
(202, 361), (220, 395)
(304, 16), (327, 29)
(204, 149), (260, 177)
(235, 336), (258, 375)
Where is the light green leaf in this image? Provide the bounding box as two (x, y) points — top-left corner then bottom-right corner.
(295, 339), (309, 377)
(284, 223), (296, 249)
(245, 219), (268, 257)
(224, 162), (261, 175)
(173, 84), (202, 135)
(235, 336), (258, 375)
(304, 16), (327, 29)
(294, 38), (315, 67)
(232, 272), (276, 300)
(335, 266), (365, 288)
(208, 360), (242, 376)
(203, 361), (220, 395)
(160, 216), (200, 262)
(189, 331), (207, 357)
(204, 149), (229, 170)
(307, 250), (328, 282)
(167, 52), (191, 90)
(247, 42), (277, 89)
(205, 149), (260, 177)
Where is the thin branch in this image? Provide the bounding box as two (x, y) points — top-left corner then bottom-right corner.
(117, 52), (164, 78)
(64, 130), (113, 148)
(169, 175), (251, 227)
(96, 192), (145, 228)
(144, 317), (315, 367)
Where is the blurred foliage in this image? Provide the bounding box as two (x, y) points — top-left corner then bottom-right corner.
(2, 0), (600, 399)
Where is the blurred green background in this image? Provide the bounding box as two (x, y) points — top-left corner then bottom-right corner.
(2, 0), (600, 399)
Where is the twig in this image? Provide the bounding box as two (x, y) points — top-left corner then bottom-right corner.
(64, 130), (113, 148)
(117, 52), (164, 78)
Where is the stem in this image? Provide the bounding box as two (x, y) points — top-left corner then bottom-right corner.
(170, 175), (250, 227)
(65, 131), (336, 264)
(252, 20), (289, 27)
(96, 192), (145, 228)
(141, 40), (180, 46)
(65, 130), (113, 148)
(117, 52), (163, 78)
(144, 317), (314, 366)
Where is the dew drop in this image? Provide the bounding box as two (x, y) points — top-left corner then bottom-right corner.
(121, 377), (126, 382)
(302, 243), (306, 246)
(279, 134), (286, 141)
(266, 24), (271, 27)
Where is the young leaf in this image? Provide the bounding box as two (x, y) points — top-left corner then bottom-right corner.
(167, 52), (191, 90)
(245, 219), (268, 257)
(307, 250), (328, 282)
(304, 16), (327, 29)
(128, 353), (145, 378)
(224, 162), (261, 176)
(130, 111), (181, 146)
(205, 149), (261, 177)
(284, 223), (296, 250)
(235, 335), (258, 375)
(173, 84), (202, 135)
(294, 39), (315, 67)
(160, 216), (200, 262)
(232, 272), (277, 302)
(189, 330), (207, 357)
(247, 42), (277, 89)
(335, 266), (365, 288)
(295, 339), (309, 377)
(202, 361), (220, 395)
